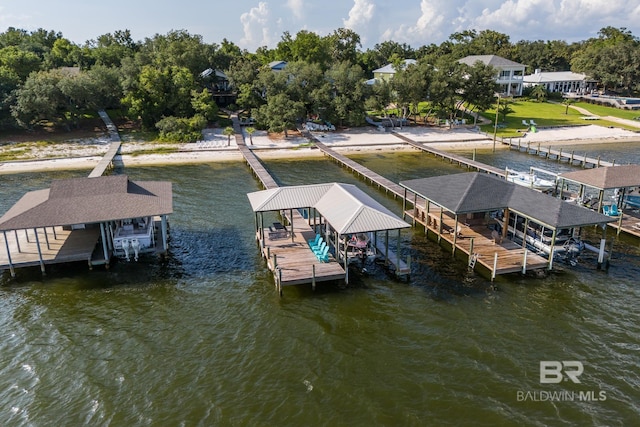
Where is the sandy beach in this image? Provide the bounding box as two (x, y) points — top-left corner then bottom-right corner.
(1, 124), (639, 175)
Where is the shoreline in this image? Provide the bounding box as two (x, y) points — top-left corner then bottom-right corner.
(1, 124), (640, 175)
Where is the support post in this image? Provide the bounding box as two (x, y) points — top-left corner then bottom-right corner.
(100, 223), (109, 263)
(597, 238), (606, 269)
(312, 264), (316, 291)
(161, 215), (168, 252)
(33, 228), (45, 275)
(3, 230), (15, 277)
(492, 252), (498, 281)
(14, 230), (21, 253)
(522, 249), (528, 274)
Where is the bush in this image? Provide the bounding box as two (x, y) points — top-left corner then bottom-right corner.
(155, 115), (206, 142)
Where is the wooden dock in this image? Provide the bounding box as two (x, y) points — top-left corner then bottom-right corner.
(312, 139), (409, 199)
(405, 206), (549, 279)
(391, 132), (506, 177)
(259, 211), (346, 291)
(232, 115), (278, 189)
(0, 227), (101, 274)
(88, 110), (123, 178)
(503, 139), (617, 168)
(607, 207), (640, 238)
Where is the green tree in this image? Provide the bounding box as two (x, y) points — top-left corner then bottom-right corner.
(530, 84), (548, 102)
(325, 61), (369, 126)
(0, 46), (42, 81)
(191, 88), (219, 121)
(11, 69), (67, 129)
(254, 93), (304, 137)
(156, 115), (206, 142)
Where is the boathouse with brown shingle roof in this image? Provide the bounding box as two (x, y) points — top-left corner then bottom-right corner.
(0, 175), (172, 277)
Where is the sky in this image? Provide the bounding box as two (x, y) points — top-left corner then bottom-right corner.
(1, 0), (640, 51)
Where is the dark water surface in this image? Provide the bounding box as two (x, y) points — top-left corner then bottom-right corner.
(1, 143), (639, 426)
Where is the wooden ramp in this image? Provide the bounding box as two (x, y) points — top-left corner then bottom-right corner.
(1, 227), (100, 273)
(259, 211), (345, 288)
(405, 207), (549, 279)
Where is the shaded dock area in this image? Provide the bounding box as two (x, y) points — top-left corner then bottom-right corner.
(1, 227), (101, 275)
(258, 211), (345, 290)
(405, 206), (548, 278)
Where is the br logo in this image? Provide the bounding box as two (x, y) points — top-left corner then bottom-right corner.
(540, 361), (584, 384)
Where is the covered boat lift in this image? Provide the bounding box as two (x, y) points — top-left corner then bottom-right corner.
(0, 175), (173, 277)
(401, 173), (616, 279)
(558, 164), (640, 237)
(247, 183), (411, 292)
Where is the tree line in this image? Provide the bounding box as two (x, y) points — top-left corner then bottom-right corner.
(0, 26), (638, 140)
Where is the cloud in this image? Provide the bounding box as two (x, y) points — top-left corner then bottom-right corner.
(343, 0), (376, 33)
(239, 2), (276, 50)
(385, 0), (450, 45)
(287, 0), (304, 20)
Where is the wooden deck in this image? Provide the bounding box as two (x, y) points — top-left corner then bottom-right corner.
(1, 227), (101, 273)
(258, 211), (345, 288)
(503, 139), (616, 168)
(607, 207), (640, 238)
(391, 132), (506, 177)
(405, 206), (549, 278)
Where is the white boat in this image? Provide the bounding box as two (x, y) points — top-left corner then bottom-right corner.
(113, 217), (156, 261)
(494, 212), (583, 265)
(506, 168), (556, 191)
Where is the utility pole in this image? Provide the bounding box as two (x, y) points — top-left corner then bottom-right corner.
(492, 94), (500, 152)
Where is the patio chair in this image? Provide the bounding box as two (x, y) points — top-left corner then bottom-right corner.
(308, 233), (321, 247)
(609, 204), (620, 216)
(530, 119), (537, 126)
(522, 120), (529, 127)
(312, 240), (326, 254)
(316, 245), (330, 262)
(603, 205), (611, 215)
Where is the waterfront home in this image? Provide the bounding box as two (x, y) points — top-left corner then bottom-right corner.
(523, 69), (597, 94)
(458, 55), (525, 96)
(0, 175), (172, 277)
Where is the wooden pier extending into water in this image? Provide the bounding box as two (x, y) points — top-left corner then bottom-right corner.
(88, 110), (123, 178)
(503, 139), (617, 168)
(391, 132), (506, 177)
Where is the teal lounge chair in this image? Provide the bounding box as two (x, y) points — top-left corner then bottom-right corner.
(316, 245), (330, 262)
(313, 241), (326, 255)
(603, 205), (610, 215)
(308, 233), (321, 247)
(610, 204), (620, 216)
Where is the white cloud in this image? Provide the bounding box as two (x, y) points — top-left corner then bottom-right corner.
(287, 0), (305, 20)
(386, 0), (450, 46)
(343, 0), (376, 33)
(239, 2), (276, 50)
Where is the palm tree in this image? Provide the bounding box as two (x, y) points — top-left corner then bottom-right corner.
(223, 126), (234, 146)
(562, 98), (576, 115)
(245, 126), (256, 145)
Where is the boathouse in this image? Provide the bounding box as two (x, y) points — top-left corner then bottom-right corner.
(558, 164), (640, 237)
(247, 183), (411, 292)
(400, 173), (615, 279)
(0, 175), (172, 277)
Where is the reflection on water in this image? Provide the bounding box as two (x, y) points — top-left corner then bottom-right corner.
(1, 147), (639, 425)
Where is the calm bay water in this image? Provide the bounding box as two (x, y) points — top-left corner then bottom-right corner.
(1, 142), (640, 426)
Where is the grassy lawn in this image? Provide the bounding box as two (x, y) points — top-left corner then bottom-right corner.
(478, 99), (640, 137)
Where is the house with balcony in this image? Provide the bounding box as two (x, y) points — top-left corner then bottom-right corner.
(458, 55), (525, 96)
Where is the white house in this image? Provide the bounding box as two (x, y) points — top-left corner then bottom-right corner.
(523, 70), (597, 94)
(458, 55), (525, 96)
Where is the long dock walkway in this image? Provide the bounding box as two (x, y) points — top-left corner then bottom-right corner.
(232, 115), (278, 189)
(503, 139), (616, 168)
(88, 110), (123, 178)
(391, 132), (506, 177)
